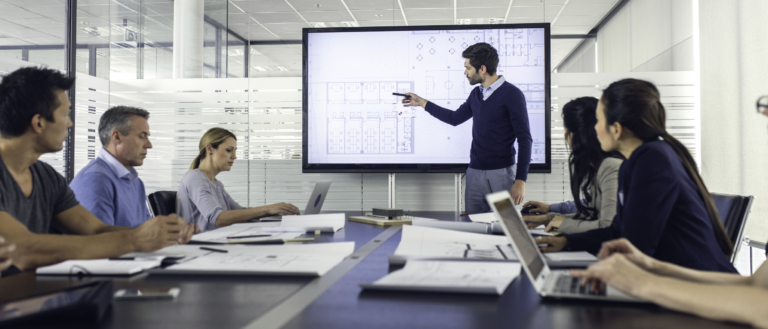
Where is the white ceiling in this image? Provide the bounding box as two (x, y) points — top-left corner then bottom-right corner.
(0, 0), (619, 75)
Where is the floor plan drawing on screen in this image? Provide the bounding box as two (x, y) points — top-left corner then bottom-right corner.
(322, 81), (415, 155)
(307, 27), (547, 165)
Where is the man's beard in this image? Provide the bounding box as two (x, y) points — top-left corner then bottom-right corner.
(467, 73), (483, 85)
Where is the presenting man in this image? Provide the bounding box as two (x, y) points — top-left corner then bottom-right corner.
(403, 42), (532, 212)
(70, 106), (153, 227)
(0, 67), (196, 274)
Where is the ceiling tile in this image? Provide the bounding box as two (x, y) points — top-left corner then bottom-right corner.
(350, 9), (400, 21)
(251, 12), (306, 24)
(457, 7), (507, 19)
(286, 0), (347, 12)
(560, 4), (612, 16)
(261, 22), (307, 33)
(457, 0), (509, 8)
(238, 0), (294, 13)
(400, 0), (453, 9)
(403, 8), (453, 20)
(299, 10), (354, 22)
(507, 6), (547, 17)
(343, 0), (400, 11)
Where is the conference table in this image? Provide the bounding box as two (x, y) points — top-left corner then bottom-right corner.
(0, 211), (749, 329)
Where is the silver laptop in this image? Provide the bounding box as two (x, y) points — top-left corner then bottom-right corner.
(486, 191), (645, 302)
(303, 180), (331, 215)
(260, 180), (332, 221)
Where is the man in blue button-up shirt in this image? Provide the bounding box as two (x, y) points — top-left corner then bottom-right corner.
(70, 106), (153, 227)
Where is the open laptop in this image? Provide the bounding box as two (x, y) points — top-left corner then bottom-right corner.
(486, 191), (646, 302)
(260, 180), (332, 221)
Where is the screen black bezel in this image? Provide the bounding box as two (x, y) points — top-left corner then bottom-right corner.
(302, 23), (551, 174)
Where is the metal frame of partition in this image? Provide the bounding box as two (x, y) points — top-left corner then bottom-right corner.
(64, 0), (77, 182)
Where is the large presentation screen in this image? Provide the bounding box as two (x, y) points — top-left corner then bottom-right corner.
(303, 23), (550, 173)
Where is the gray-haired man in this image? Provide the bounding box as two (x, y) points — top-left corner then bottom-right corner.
(70, 106), (154, 227)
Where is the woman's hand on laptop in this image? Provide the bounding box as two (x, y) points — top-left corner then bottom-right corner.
(534, 236), (566, 253)
(267, 203), (300, 216)
(545, 215), (565, 232)
(596, 238), (656, 272)
(570, 253), (654, 296)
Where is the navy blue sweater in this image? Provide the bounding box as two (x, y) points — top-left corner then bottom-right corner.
(424, 82), (533, 181)
(565, 140), (737, 273)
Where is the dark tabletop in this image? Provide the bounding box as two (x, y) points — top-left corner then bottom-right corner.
(0, 211), (749, 329)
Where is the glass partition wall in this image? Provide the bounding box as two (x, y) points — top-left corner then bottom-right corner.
(0, 0), (607, 211)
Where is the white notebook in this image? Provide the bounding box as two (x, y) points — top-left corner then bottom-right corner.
(190, 222), (303, 244)
(361, 260), (522, 295)
(155, 242), (355, 276)
(271, 213), (346, 233)
(389, 226), (517, 265)
(36, 259), (163, 276)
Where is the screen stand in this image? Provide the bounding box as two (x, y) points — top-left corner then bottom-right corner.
(455, 173), (462, 219)
(388, 173), (396, 208)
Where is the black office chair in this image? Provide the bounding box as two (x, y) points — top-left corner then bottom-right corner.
(711, 193), (754, 263)
(147, 191), (178, 217)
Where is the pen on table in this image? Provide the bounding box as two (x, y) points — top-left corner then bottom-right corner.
(200, 246), (228, 253)
(486, 179), (493, 193)
(226, 234), (272, 239)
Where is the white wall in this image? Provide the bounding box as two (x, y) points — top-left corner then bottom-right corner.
(699, 0), (768, 243)
(557, 0), (694, 73)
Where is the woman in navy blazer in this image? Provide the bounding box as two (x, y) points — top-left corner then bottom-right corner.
(537, 79), (736, 273)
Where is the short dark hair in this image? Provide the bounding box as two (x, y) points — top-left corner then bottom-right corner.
(0, 67), (75, 138)
(98, 106), (150, 146)
(462, 43), (499, 76)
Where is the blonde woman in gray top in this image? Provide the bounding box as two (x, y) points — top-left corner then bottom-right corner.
(523, 97), (623, 234)
(176, 128), (300, 232)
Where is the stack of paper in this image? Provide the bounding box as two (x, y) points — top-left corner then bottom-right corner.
(190, 222), (303, 244)
(154, 242), (355, 277)
(270, 213), (345, 233)
(389, 226), (517, 265)
(361, 260), (522, 295)
(37, 258), (163, 276)
(391, 226), (597, 268)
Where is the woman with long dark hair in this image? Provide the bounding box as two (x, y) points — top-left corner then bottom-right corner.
(568, 96), (768, 327)
(523, 97), (623, 233)
(536, 79), (736, 273)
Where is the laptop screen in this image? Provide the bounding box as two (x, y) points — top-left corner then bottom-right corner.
(493, 198), (545, 279)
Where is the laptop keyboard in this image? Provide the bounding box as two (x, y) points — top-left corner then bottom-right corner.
(553, 275), (606, 296)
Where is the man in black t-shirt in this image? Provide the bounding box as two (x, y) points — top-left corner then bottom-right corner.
(0, 67), (198, 274)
